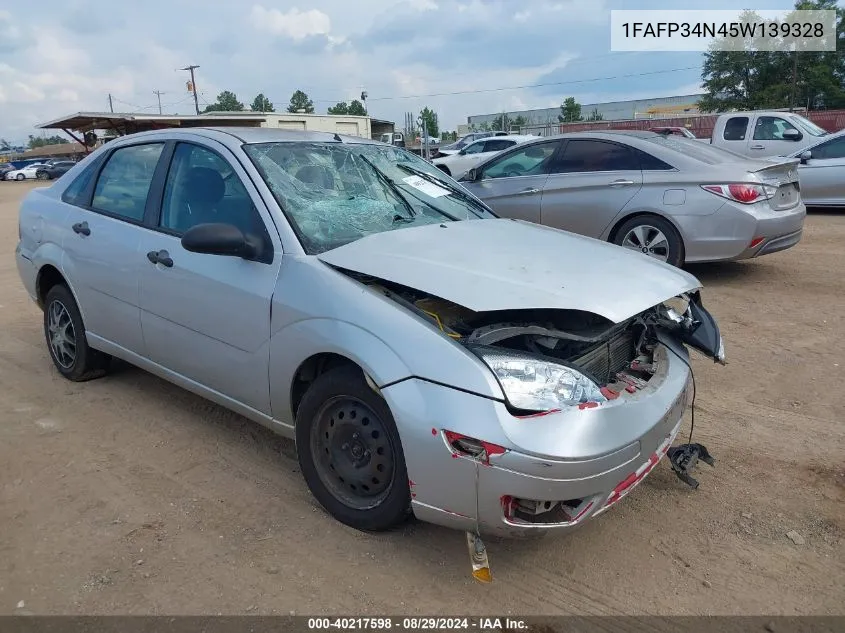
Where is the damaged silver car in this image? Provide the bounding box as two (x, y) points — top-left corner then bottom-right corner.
(16, 128), (724, 540)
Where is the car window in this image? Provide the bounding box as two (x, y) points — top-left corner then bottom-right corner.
(91, 143), (165, 221)
(482, 139), (515, 152)
(481, 141), (560, 179)
(62, 155), (105, 207)
(753, 116), (799, 141)
(632, 148), (674, 170)
(159, 143), (269, 243)
(463, 141), (486, 155)
(810, 136), (845, 159)
(551, 140), (640, 173)
(723, 117), (749, 141)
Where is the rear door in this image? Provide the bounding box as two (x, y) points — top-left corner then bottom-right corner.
(539, 139), (643, 237)
(61, 141), (166, 356)
(747, 115), (804, 157)
(461, 140), (562, 223)
(797, 135), (845, 206)
(137, 139), (282, 414)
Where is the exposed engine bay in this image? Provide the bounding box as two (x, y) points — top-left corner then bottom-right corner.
(344, 269), (724, 414)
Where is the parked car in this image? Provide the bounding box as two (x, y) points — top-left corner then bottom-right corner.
(35, 161), (76, 180)
(432, 135), (535, 179)
(709, 111), (828, 157)
(777, 129), (845, 208)
(649, 127), (697, 139)
(16, 127), (723, 538)
(0, 164), (15, 180)
(5, 163), (47, 181)
(458, 131), (806, 267)
(436, 131), (508, 156)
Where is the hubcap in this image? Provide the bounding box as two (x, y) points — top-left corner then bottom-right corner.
(621, 225), (670, 262)
(311, 396), (395, 510)
(47, 300), (77, 369)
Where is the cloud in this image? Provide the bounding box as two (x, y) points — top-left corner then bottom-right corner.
(249, 6), (332, 40)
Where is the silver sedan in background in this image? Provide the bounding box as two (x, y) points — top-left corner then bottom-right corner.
(785, 129), (845, 207)
(458, 131), (807, 267)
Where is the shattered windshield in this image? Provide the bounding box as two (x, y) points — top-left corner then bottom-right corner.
(243, 142), (496, 254)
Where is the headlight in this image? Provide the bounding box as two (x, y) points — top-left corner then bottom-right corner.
(472, 346), (606, 411)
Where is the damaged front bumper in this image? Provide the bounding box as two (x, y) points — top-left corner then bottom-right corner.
(381, 342), (693, 538)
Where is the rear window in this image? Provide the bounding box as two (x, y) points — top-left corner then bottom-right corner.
(723, 117), (749, 141)
(641, 136), (748, 164)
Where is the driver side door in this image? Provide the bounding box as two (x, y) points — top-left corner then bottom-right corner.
(137, 139), (282, 414)
(798, 135), (845, 206)
(461, 140), (563, 223)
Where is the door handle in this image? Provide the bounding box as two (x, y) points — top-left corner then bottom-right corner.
(609, 179), (635, 187)
(146, 249), (173, 268)
(71, 221), (90, 236)
(516, 188), (540, 195)
(750, 145), (765, 150)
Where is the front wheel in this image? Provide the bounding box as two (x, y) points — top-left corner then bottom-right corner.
(296, 365), (411, 532)
(43, 284), (111, 381)
(15, 174), (24, 181)
(613, 215), (684, 267)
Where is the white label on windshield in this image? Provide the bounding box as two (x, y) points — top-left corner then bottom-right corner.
(402, 175), (450, 198)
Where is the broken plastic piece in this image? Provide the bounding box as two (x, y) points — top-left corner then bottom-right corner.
(466, 532), (492, 583)
(667, 443), (715, 489)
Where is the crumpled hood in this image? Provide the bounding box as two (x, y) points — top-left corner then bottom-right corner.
(317, 218), (701, 323)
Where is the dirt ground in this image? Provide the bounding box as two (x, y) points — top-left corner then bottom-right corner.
(0, 180), (842, 616)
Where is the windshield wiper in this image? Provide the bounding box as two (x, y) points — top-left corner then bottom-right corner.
(357, 155), (416, 220)
(394, 163), (494, 218)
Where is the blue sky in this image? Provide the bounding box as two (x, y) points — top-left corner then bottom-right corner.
(0, 0), (803, 142)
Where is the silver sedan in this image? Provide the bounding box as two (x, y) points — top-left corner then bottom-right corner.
(784, 129), (845, 207)
(458, 131), (807, 267)
(16, 128), (723, 539)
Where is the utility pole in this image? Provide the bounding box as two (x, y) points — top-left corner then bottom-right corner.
(180, 65), (201, 115)
(108, 93), (114, 113)
(153, 90), (165, 114)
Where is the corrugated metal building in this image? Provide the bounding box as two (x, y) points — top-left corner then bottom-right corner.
(467, 93), (706, 128)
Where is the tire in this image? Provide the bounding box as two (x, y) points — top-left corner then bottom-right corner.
(612, 215), (685, 268)
(16, 173), (24, 181)
(36, 171), (50, 180)
(43, 284), (111, 381)
(295, 365), (411, 532)
(436, 165), (451, 176)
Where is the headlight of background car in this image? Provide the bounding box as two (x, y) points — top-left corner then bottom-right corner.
(471, 346), (606, 411)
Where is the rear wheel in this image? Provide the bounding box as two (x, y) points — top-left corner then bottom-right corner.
(36, 171), (50, 180)
(613, 215), (684, 267)
(296, 365), (410, 532)
(43, 284), (111, 381)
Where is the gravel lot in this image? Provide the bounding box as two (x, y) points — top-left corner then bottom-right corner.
(1, 180), (843, 615)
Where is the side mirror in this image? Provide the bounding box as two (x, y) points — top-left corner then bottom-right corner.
(799, 150), (812, 164)
(465, 168), (480, 182)
(782, 129), (803, 141)
(181, 223), (259, 259)
(458, 148), (467, 155)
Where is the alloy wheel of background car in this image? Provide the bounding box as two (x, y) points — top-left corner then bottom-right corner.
(37, 172), (50, 180)
(296, 365), (411, 532)
(16, 174), (24, 181)
(613, 215), (684, 267)
(42, 285), (111, 382)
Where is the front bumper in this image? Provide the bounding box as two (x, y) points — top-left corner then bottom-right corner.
(381, 343), (692, 538)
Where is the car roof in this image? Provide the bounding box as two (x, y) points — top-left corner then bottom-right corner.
(105, 126), (384, 146)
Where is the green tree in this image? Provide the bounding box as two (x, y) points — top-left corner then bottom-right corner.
(347, 99), (367, 116)
(558, 97), (583, 122)
(419, 106), (439, 137)
(511, 115), (528, 130)
(586, 108), (604, 121)
(203, 90), (244, 112)
(327, 101), (349, 114)
(250, 93), (275, 112)
(287, 90), (315, 113)
(27, 135), (69, 149)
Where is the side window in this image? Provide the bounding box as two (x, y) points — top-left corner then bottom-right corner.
(481, 141), (560, 179)
(61, 157), (103, 206)
(753, 116), (799, 141)
(482, 140), (515, 152)
(551, 140), (640, 173)
(463, 141), (486, 155)
(632, 147), (674, 171)
(723, 117), (749, 141)
(160, 142), (269, 242)
(91, 143), (165, 221)
(811, 137), (845, 160)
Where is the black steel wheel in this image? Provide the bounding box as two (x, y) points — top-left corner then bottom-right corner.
(296, 365), (410, 531)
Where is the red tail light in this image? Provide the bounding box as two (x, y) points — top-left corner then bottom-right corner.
(701, 183), (774, 204)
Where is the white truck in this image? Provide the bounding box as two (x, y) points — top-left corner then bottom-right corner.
(709, 110), (829, 157)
